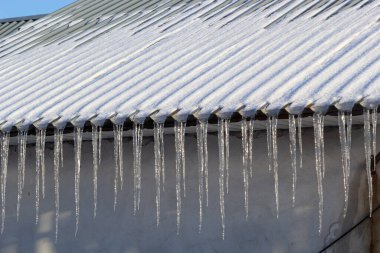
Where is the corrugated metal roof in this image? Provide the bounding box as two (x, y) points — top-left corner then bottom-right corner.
(0, 0), (379, 131)
(0, 15), (44, 39)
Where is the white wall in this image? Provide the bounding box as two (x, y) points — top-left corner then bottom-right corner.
(0, 125), (378, 253)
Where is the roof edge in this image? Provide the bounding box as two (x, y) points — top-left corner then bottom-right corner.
(0, 14), (46, 23)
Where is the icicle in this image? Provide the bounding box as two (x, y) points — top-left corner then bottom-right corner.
(35, 129), (46, 224)
(203, 121), (209, 207)
(35, 131), (41, 224)
(16, 131), (27, 221)
(218, 119), (226, 239)
(154, 122), (165, 226)
(267, 118), (273, 172)
(74, 127), (83, 236)
(363, 108), (377, 217)
(133, 123), (143, 215)
(180, 122), (186, 198)
(289, 115), (297, 207)
(92, 126), (101, 218)
(224, 119), (230, 194)
(196, 119), (208, 232)
(271, 117), (279, 219)
(159, 123), (165, 191)
(174, 121), (185, 234)
(298, 116), (303, 170)
(313, 113), (324, 234)
(248, 119), (254, 178)
(98, 127), (102, 166)
(338, 111), (352, 218)
(241, 119), (249, 220)
(113, 124), (123, 210)
(53, 129), (63, 241)
(1, 132), (9, 234)
(372, 108), (377, 175)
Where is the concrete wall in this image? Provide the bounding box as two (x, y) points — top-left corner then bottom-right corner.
(0, 125), (378, 253)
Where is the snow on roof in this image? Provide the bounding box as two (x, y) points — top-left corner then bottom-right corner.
(0, 0), (378, 131)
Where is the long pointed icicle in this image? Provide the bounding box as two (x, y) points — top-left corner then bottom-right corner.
(241, 119), (249, 220)
(248, 119), (254, 178)
(338, 111), (352, 218)
(35, 129), (46, 223)
(267, 118), (273, 172)
(218, 118), (226, 239)
(35, 131), (41, 224)
(298, 116), (303, 170)
(271, 117), (279, 219)
(54, 129), (63, 241)
(313, 113), (325, 234)
(289, 115), (297, 207)
(364, 108), (378, 217)
(74, 127), (83, 236)
(133, 123), (143, 215)
(17, 131), (27, 221)
(180, 122), (186, 198)
(154, 122), (165, 226)
(113, 124), (123, 211)
(92, 125), (101, 218)
(224, 119), (230, 194)
(196, 119), (208, 232)
(1, 132), (9, 234)
(174, 121), (186, 234)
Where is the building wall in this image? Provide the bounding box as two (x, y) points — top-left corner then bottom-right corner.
(0, 125), (378, 253)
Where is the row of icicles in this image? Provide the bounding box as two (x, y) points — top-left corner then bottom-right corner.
(0, 109), (377, 241)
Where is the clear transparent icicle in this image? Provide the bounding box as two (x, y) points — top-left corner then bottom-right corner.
(267, 118), (273, 172)
(313, 113), (325, 234)
(54, 129), (63, 241)
(1, 132), (9, 234)
(248, 119), (254, 178)
(196, 120), (208, 232)
(35, 131), (41, 223)
(224, 119), (230, 194)
(338, 111), (352, 218)
(298, 116), (303, 170)
(241, 119), (249, 220)
(74, 127), (83, 236)
(92, 125), (101, 218)
(271, 117), (279, 218)
(363, 108), (378, 217)
(113, 124), (123, 211)
(133, 123), (143, 215)
(218, 119), (226, 239)
(289, 115), (297, 207)
(154, 122), (165, 226)
(174, 121), (186, 234)
(16, 131), (27, 221)
(35, 129), (46, 224)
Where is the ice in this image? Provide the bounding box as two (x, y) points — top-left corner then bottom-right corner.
(54, 128), (63, 241)
(113, 124), (123, 210)
(16, 130), (27, 221)
(363, 108), (377, 216)
(133, 123), (143, 215)
(289, 115), (297, 207)
(313, 113), (325, 234)
(338, 111), (352, 218)
(154, 122), (165, 226)
(174, 121), (186, 234)
(1, 132), (9, 233)
(74, 127), (83, 236)
(241, 119), (249, 220)
(196, 119), (208, 232)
